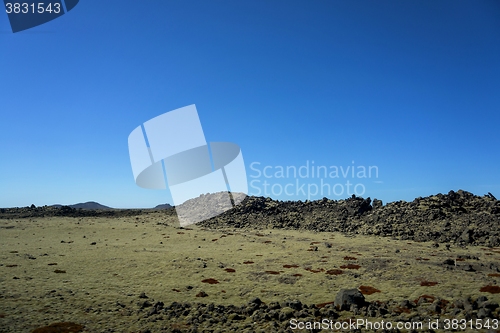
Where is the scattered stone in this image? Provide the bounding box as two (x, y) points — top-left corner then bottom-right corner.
(443, 259), (455, 265)
(249, 297), (262, 305)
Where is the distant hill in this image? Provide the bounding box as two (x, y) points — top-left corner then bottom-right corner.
(52, 202), (112, 210)
(154, 203), (173, 210)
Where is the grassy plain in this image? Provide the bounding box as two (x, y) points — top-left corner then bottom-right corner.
(1, 213), (499, 332)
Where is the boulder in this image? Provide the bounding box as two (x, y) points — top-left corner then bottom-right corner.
(334, 289), (365, 311)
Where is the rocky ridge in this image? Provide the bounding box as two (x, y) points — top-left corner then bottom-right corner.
(199, 190), (500, 247)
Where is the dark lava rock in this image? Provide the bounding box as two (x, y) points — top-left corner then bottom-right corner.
(443, 259), (455, 265)
(249, 297), (262, 306)
(478, 307), (493, 319)
(334, 288), (365, 311)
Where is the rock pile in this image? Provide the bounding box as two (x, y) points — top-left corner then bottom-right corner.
(200, 190), (500, 247)
(127, 291), (499, 332)
(0, 205), (166, 219)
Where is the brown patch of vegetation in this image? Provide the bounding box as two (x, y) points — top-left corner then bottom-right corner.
(177, 232), (184, 234)
(263, 240), (272, 244)
(172, 289), (181, 292)
(315, 301), (334, 308)
(488, 273), (500, 277)
(31, 322), (84, 333)
(343, 256), (357, 260)
(340, 264), (361, 269)
(326, 269), (343, 276)
(305, 268), (324, 273)
(265, 271), (280, 275)
(255, 233), (264, 237)
(5, 264), (18, 267)
(201, 278), (219, 284)
(283, 264), (299, 268)
(224, 268), (235, 273)
(54, 269), (66, 274)
(243, 261), (254, 264)
(480, 285), (500, 294)
(212, 239), (218, 241)
(359, 285), (381, 295)
(0, 314), (5, 318)
(456, 258), (465, 261)
(420, 281), (438, 287)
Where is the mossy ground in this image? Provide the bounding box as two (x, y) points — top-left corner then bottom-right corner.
(1, 213), (499, 332)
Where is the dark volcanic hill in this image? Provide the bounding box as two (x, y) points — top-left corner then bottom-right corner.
(154, 203), (173, 210)
(58, 201), (112, 210)
(199, 190), (500, 247)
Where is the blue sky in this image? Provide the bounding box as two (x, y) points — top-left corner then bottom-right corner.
(1, 1), (499, 208)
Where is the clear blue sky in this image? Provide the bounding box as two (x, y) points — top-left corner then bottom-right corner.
(1, 1), (499, 208)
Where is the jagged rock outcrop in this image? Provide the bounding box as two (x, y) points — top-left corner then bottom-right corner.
(200, 190), (500, 247)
